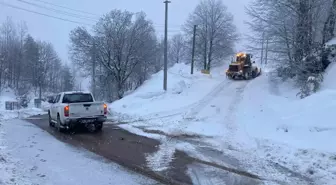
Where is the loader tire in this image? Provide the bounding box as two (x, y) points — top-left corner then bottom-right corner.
(244, 72), (250, 80)
(252, 70), (257, 78)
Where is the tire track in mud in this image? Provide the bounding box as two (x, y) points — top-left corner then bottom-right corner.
(144, 136), (264, 183)
(138, 125), (313, 185)
(188, 163), (262, 185)
(146, 138), (177, 172)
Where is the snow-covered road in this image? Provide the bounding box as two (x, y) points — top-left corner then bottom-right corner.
(0, 119), (159, 185)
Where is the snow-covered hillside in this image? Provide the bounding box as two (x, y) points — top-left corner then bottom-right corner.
(110, 63), (336, 184)
(111, 63), (226, 119)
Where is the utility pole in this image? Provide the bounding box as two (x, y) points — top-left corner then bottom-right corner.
(191, 25), (197, 74)
(92, 40), (96, 98)
(265, 38), (269, 65)
(260, 31), (265, 65)
(163, 0), (170, 91)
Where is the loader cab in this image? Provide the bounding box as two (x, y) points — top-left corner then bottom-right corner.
(235, 53), (252, 66)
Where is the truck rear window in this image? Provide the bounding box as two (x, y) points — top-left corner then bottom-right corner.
(62, 93), (94, 103)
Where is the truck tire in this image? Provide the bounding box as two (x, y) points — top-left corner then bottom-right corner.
(96, 123), (103, 132)
(57, 114), (65, 133)
(87, 123), (96, 133)
(48, 112), (54, 127)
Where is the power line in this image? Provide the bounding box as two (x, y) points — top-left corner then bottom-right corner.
(31, 0), (100, 16)
(30, 0), (183, 28)
(17, 0), (99, 22)
(0, 1), (93, 26)
(1, 1), (184, 32)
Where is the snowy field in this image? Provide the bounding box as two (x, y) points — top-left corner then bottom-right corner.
(110, 63), (336, 184)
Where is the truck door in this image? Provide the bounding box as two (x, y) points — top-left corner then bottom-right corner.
(51, 94), (60, 120)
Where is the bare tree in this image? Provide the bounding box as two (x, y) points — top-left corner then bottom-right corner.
(69, 27), (95, 76)
(23, 35), (39, 93)
(168, 33), (187, 64)
(36, 41), (59, 98)
(246, 0), (331, 97)
(184, 0), (238, 71)
(0, 16), (72, 99)
(321, 0), (336, 44)
(70, 10), (157, 100)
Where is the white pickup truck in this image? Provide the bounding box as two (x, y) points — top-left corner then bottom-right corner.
(48, 91), (107, 132)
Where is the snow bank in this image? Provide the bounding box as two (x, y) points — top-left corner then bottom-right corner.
(0, 89), (17, 110)
(110, 63), (224, 118)
(0, 88), (47, 122)
(235, 70), (336, 184)
(325, 37), (336, 46)
(238, 71), (336, 153)
(322, 62), (336, 90)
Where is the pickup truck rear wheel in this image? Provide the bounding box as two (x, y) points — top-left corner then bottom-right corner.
(48, 112), (54, 127)
(57, 115), (65, 133)
(95, 123), (103, 131)
(87, 123), (96, 133)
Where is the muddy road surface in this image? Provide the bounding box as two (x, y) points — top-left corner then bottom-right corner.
(24, 114), (262, 185)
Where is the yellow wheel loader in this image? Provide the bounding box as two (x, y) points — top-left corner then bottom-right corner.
(225, 52), (261, 80)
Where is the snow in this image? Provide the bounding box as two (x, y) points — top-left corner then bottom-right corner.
(0, 90), (49, 185)
(110, 62), (336, 184)
(326, 37), (336, 46)
(322, 62), (336, 90)
(110, 63), (224, 118)
(0, 89), (47, 121)
(0, 89), (17, 110)
(0, 119), (157, 185)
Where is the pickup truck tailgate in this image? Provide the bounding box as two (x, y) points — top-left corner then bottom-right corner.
(69, 102), (104, 117)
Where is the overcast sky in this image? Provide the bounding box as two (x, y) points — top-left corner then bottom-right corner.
(0, 0), (252, 62)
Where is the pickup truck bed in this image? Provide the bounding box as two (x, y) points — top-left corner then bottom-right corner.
(68, 102), (105, 117)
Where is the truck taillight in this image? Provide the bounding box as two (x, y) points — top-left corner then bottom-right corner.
(64, 105), (69, 117)
(103, 104), (107, 115)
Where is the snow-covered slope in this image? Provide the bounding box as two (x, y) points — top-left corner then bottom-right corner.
(110, 63), (225, 119)
(237, 72), (336, 152)
(110, 62), (336, 184)
(236, 67), (336, 184)
(322, 62), (336, 90)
